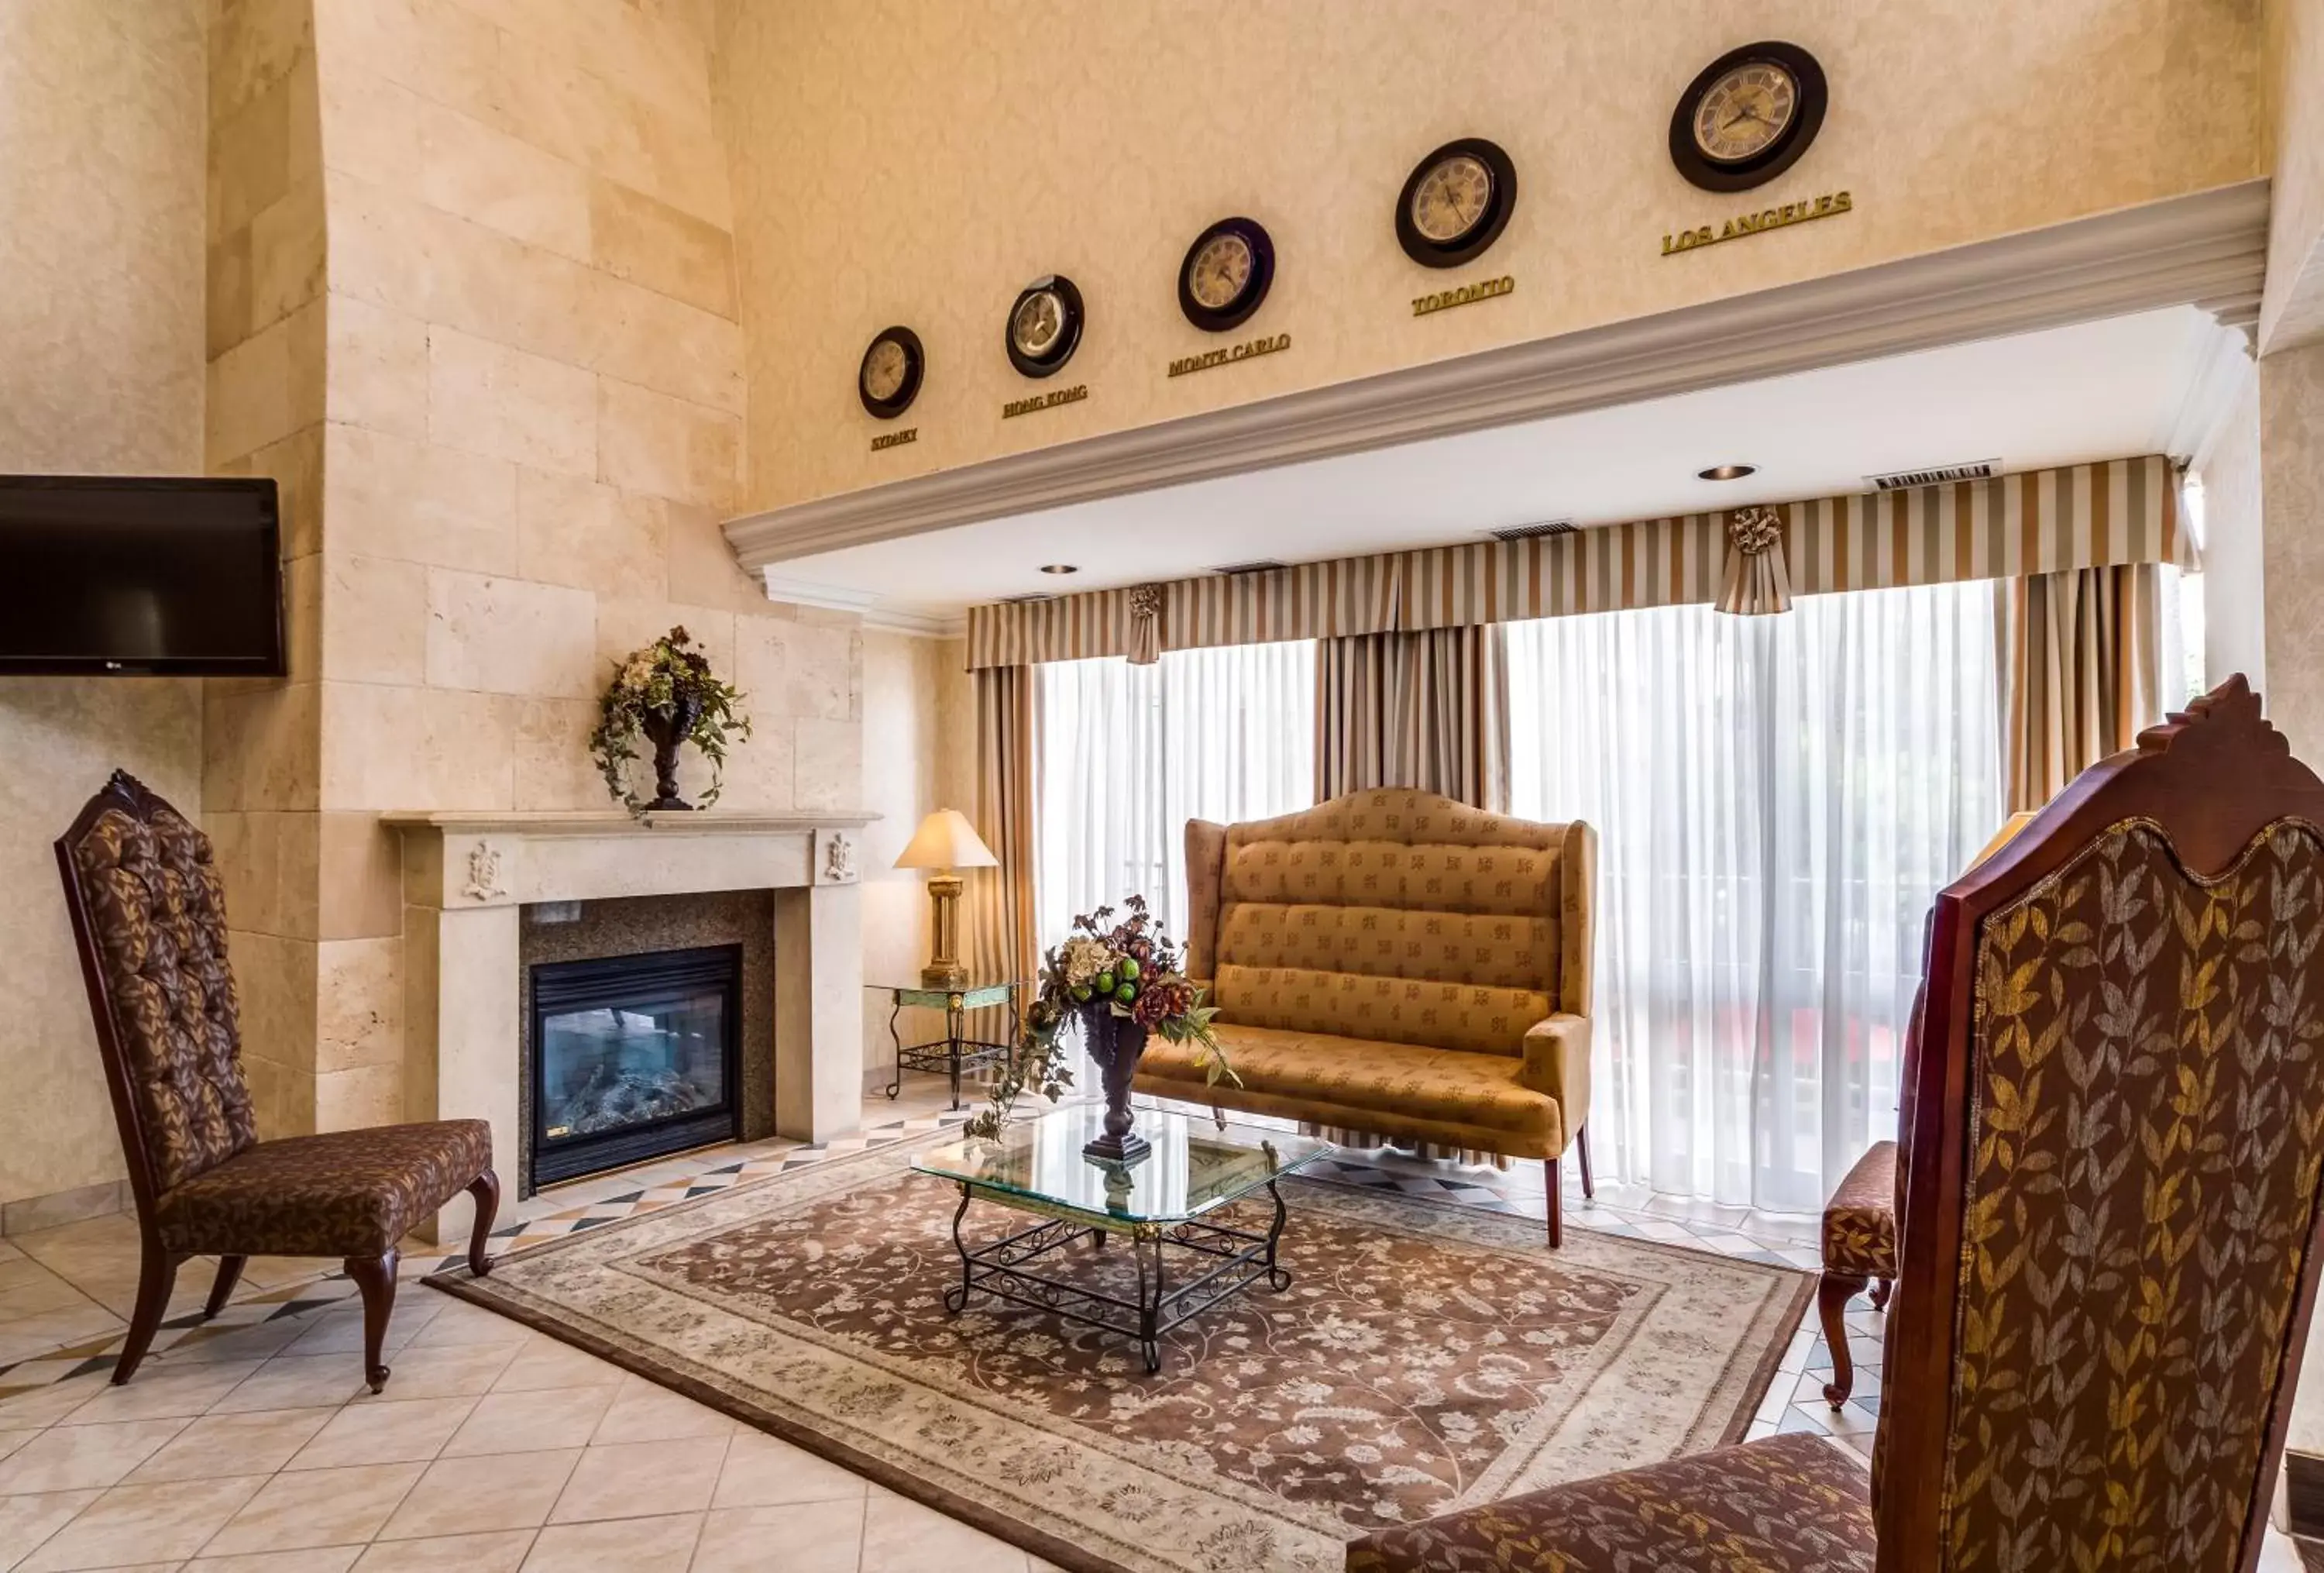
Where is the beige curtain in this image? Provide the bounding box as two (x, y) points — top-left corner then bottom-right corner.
(2002, 563), (2166, 812)
(1314, 625), (1509, 811)
(965, 666), (1040, 1004)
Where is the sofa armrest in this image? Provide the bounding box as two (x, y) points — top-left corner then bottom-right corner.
(1520, 1014), (1591, 1148)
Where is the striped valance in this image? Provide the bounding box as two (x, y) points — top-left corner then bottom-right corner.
(964, 455), (2190, 669)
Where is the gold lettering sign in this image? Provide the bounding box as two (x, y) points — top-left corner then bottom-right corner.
(1002, 384), (1088, 420)
(1662, 190), (1854, 256)
(1411, 276), (1514, 317)
(1167, 332), (1292, 378)
(869, 427), (918, 452)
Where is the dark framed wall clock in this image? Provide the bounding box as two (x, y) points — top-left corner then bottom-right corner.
(1669, 41), (1828, 193)
(1395, 138), (1517, 268)
(1178, 217), (1274, 332)
(857, 325), (923, 419)
(1006, 275), (1084, 377)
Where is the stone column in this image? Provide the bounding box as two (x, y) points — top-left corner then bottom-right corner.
(774, 881), (865, 1143)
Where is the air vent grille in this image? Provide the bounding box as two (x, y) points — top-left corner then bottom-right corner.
(1208, 559), (1287, 575)
(1868, 459), (1999, 491)
(996, 591), (1058, 604)
(1488, 520), (1580, 542)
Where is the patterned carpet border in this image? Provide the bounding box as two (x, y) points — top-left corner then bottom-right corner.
(427, 1131), (1814, 1573)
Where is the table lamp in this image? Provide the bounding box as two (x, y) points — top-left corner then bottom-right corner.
(894, 808), (999, 990)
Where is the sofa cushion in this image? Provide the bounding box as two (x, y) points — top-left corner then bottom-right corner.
(1822, 1139), (1899, 1279)
(1213, 963), (1547, 1058)
(155, 1119), (493, 1258)
(1140, 1024), (1560, 1146)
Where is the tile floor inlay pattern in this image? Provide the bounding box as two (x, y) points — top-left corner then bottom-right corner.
(0, 1083), (2306, 1571)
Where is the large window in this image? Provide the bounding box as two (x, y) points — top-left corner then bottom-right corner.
(1036, 642), (1315, 947)
(1507, 582), (2005, 1211)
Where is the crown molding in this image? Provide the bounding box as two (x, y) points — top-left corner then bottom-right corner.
(760, 572), (965, 640)
(725, 181), (2270, 571)
(2161, 312), (2258, 479)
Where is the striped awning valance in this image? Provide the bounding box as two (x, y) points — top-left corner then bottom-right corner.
(964, 455), (2190, 668)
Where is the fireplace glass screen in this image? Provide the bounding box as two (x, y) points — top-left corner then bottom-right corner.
(529, 944), (741, 1188)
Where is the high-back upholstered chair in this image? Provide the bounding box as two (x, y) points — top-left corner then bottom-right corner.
(56, 772), (500, 1393)
(1347, 676), (2324, 1573)
(1136, 789), (1597, 1244)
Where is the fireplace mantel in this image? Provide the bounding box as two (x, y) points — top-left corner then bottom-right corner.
(387, 809), (878, 1239)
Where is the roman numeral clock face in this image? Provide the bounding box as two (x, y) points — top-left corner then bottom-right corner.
(1668, 41), (1829, 193)
(1693, 63), (1797, 164)
(1177, 217), (1276, 332)
(1394, 139), (1518, 268)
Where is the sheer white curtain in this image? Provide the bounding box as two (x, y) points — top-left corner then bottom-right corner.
(1507, 582), (2005, 1211)
(1036, 641), (1315, 948)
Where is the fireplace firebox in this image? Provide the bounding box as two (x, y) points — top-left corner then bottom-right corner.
(528, 944), (741, 1188)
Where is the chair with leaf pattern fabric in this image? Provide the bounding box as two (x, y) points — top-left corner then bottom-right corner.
(55, 771), (499, 1393)
(1347, 676), (2324, 1573)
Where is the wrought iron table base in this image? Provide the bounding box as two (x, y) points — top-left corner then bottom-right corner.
(883, 988), (1019, 1110)
(941, 1180), (1294, 1372)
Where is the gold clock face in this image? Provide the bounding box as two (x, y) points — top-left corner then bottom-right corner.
(1693, 60), (1798, 163)
(1410, 153), (1494, 244)
(1187, 232), (1254, 311)
(1011, 290), (1067, 360)
(861, 338), (909, 403)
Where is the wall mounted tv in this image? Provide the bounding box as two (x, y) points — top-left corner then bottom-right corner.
(0, 476), (284, 676)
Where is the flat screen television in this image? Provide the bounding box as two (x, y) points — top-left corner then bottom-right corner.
(0, 476), (284, 675)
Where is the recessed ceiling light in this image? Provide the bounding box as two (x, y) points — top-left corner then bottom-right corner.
(1697, 463), (1758, 481)
(1040, 563), (1079, 575)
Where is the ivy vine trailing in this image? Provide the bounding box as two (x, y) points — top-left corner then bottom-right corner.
(588, 625), (752, 814)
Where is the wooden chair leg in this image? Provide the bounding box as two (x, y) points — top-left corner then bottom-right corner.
(466, 1169), (500, 1278)
(204, 1255), (246, 1320)
(1545, 1156), (1563, 1249)
(1574, 1123), (1595, 1200)
(112, 1239), (182, 1385)
(1868, 1276), (1893, 1311)
(1820, 1270), (1869, 1408)
(345, 1249), (399, 1395)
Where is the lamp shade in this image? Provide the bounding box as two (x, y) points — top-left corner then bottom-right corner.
(893, 807), (998, 871)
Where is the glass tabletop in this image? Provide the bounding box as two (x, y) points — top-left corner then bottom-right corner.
(913, 1105), (1332, 1224)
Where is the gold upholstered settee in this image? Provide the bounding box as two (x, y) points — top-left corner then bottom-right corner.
(1133, 789), (1597, 1244)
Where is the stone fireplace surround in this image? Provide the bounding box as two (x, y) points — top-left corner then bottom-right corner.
(384, 810), (874, 1241)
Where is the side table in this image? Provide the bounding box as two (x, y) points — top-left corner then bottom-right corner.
(873, 979), (1021, 1110)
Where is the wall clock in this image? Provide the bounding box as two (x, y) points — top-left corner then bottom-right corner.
(1006, 275), (1084, 378)
(1395, 138), (1517, 269)
(1669, 42), (1828, 193)
(857, 325), (923, 419)
(1178, 217), (1274, 332)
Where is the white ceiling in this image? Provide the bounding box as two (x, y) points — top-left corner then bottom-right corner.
(765, 307), (2240, 627)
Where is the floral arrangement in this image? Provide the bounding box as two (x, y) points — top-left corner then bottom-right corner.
(588, 625), (752, 814)
(964, 895), (1236, 1141)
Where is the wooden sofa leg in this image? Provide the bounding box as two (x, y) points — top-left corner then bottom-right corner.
(1545, 1157), (1563, 1249)
(113, 1239), (182, 1385)
(466, 1169), (501, 1277)
(205, 1255), (246, 1320)
(1819, 1270), (1869, 1408)
(346, 1248), (400, 1395)
(1575, 1124), (1595, 1200)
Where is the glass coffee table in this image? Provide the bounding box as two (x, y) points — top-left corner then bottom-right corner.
(913, 1105), (1332, 1372)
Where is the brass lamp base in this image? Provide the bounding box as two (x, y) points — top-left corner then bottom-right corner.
(922, 871), (968, 991)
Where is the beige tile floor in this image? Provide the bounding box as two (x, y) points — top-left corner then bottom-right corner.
(0, 1080), (2304, 1571)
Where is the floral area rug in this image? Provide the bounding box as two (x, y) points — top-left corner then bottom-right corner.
(427, 1135), (1812, 1573)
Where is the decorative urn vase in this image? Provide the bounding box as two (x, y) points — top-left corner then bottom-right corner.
(639, 693), (704, 811)
(1078, 1006), (1150, 1165)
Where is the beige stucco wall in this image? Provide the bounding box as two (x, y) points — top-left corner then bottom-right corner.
(2261, 339), (2324, 761)
(0, 0), (210, 1217)
(713, 0), (2264, 516)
